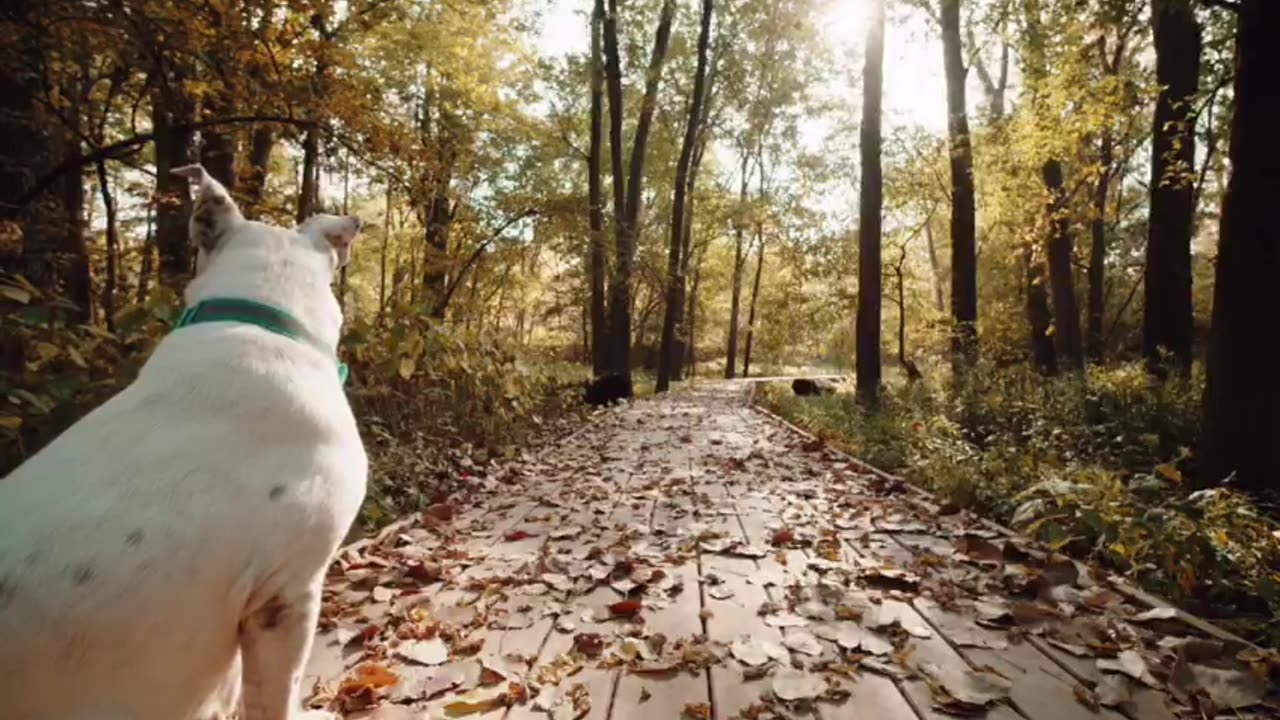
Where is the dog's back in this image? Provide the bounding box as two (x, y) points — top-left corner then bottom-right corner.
(0, 166), (366, 720)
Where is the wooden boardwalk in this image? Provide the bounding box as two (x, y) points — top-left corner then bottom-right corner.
(303, 383), (1276, 720)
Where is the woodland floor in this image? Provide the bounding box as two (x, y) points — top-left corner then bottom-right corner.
(302, 382), (1278, 720)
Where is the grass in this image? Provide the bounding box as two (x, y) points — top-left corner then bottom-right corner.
(757, 361), (1280, 646)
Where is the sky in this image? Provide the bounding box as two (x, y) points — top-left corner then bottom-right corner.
(531, 0), (955, 220)
(533, 0), (953, 135)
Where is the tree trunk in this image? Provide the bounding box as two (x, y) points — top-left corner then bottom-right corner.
(724, 152), (750, 379)
(588, 0), (609, 377)
(685, 251), (703, 377)
(603, 0), (676, 393)
(657, 0), (713, 392)
(241, 124), (274, 219)
(1199, 0), (1280, 493)
(941, 0), (978, 370)
(1025, 246), (1057, 374)
(378, 182), (392, 324)
(1144, 0), (1200, 375)
(137, 201), (154, 303)
(96, 160), (118, 332)
(199, 96), (238, 193)
(153, 84), (196, 289)
(855, 0), (885, 404)
(1042, 158), (1084, 371)
(423, 162), (454, 315)
(296, 124), (320, 224)
(337, 153), (350, 310)
(742, 234), (765, 378)
(923, 211), (946, 312)
(1087, 130), (1113, 362)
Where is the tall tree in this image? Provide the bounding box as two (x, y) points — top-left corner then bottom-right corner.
(1199, 0), (1279, 492)
(1144, 0), (1200, 375)
(1042, 158), (1084, 371)
(602, 0), (677, 397)
(657, 0), (714, 393)
(856, 0), (885, 404)
(588, 0), (608, 377)
(724, 151), (751, 379)
(940, 0), (978, 369)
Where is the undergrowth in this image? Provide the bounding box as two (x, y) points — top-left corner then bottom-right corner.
(0, 277), (588, 531)
(758, 362), (1280, 647)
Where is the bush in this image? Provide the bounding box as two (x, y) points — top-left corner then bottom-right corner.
(1, 277), (588, 532)
(758, 361), (1280, 646)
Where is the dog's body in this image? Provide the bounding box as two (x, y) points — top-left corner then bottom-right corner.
(0, 167), (366, 720)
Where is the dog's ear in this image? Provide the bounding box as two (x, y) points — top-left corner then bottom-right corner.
(172, 164), (244, 252)
(298, 214), (362, 268)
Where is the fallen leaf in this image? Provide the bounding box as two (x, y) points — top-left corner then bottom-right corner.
(607, 600), (643, 619)
(504, 530), (537, 542)
(783, 629), (824, 656)
(683, 702), (712, 719)
(763, 612), (809, 628)
(772, 668), (825, 701)
(731, 637), (788, 667)
(708, 585), (735, 600)
(920, 662), (1012, 712)
(396, 637), (449, 666)
(574, 633), (605, 658)
(1096, 674), (1132, 708)
(1097, 650), (1157, 687)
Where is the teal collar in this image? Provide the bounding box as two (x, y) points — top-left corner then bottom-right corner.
(175, 298), (349, 385)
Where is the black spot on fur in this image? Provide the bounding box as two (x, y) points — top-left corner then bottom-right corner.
(257, 595), (288, 630)
(269, 485), (286, 501)
(126, 528), (145, 547)
(0, 574), (15, 609)
(71, 564), (96, 586)
(584, 373), (631, 407)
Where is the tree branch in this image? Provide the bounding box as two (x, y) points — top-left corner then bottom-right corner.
(1200, 0), (1241, 12)
(7, 115), (315, 217)
(434, 208), (540, 316)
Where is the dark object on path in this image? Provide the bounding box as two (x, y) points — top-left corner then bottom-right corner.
(586, 373), (632, 406)
(792, 378), (837, 397)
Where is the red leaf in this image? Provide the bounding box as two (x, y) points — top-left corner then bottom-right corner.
(771, 528), (796, 546)
(425, 503), (455, 522)
(504, 530), (537, 541)
(608, 600), (643, 618)
(574, 633), (605, 658)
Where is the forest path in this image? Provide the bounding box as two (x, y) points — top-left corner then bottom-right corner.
(302, 383), (1270, 720)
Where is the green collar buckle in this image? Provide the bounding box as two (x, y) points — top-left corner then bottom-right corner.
(175, 298), (349, 386)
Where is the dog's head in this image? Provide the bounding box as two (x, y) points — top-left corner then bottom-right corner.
(172, 164), (363, 346)
(172, 165), (362, 278)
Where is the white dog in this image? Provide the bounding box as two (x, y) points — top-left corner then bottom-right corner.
(0, 165), (368, 720)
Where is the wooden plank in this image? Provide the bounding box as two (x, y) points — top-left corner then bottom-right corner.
(610, 457), (709, 720)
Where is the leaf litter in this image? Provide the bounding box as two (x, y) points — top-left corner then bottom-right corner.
(303, 388), (1271, 720)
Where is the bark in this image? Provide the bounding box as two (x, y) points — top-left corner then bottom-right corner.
(724, 152), (750, 379)
(588, 0), (609, 376)
(1199, 0), (1280, 492)
(296, 125), (320, 224)
(378, 182), (392, 324)
(1042, 159), (1084, 371)
(241, 125), (275, 218)
(603, 0), (676, 390)
(137, 202), (154, 303)
(685, 251), (703, 377)
(657, 0), (713, 392)
(199, 95), (238, 193)
(96, 160), (118, 332)
(0, 0), (44, 275)
(741, 234), (765, 378)
(423, 158), (455, 314)
(1087, 130), (1113, 362)
(941, 0), (978, 369)
(338, 154), (350, 309)
(1024, 246), (1057, 374)
(151, 92), (195, 288)
(923, 211), (946, 312)
(856, 0), (885, 404)
(1144, 0), (1200, 375)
